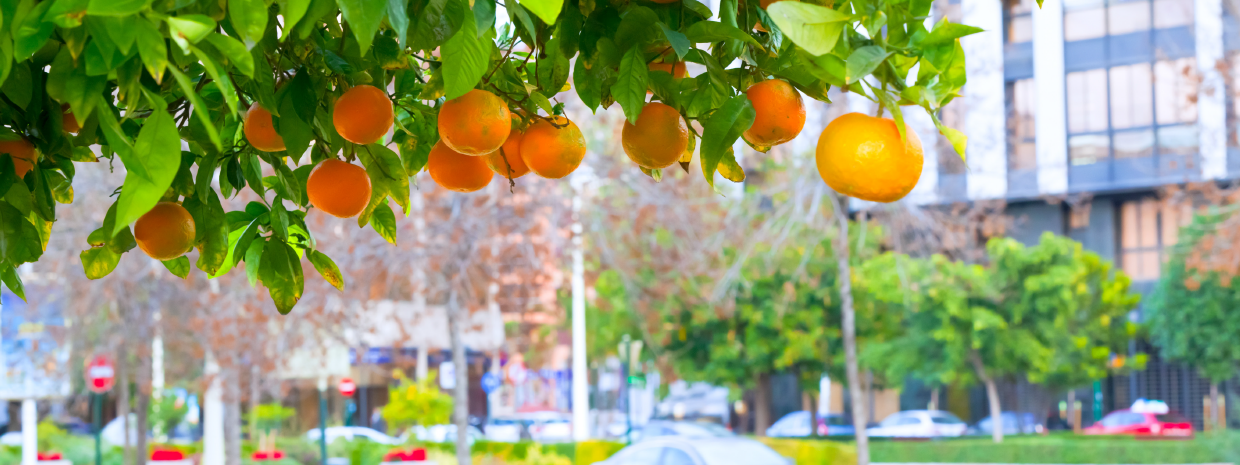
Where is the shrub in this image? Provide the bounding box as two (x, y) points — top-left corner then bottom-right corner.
(574, 440), (625, 465)
(759, 438), (857, 465)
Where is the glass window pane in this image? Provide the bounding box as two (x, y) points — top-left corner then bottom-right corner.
(1109, 1), (1153, 35)
(1008, 0), (1036, 14)
(1070, 134), (1111, 164)
(1065, 0), (1106, 11)
(1157, 124), (1198, 155)
(1162, 203), (1183, 247)
(1111, 64), (1154, 129)
(1114, 129), (1155, 158)
(1011, 142), (1037, 170)
(1068, 70), (1110, 133)
(1009, 15), (1034, 43)
(1155, 58), (1198, 125)
(1153, 0), (1193, 28)
(1139, 250), (1161, 279)
(1065, 8), (1107, 41)
(1121, 202), (1138, 248)
(1140, 199), (1159, 247)
(1122, 251), (1142, 278)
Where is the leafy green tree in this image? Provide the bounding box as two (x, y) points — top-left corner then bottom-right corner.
(1148, 211), (1240, 431)
(381, 371), (453, 433)
(0, 0), (980, 318)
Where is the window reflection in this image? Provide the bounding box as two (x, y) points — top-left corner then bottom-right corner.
(1068, 69), (1110, 133)
(1154, 58), (1198, 125)
(1157, 125), (1198, 155)
(1108, 1), (1152, 35)
(1152, 0), (1193, 28)
(1113, 129), (1155, 158)
(1070, 134), (1111, 165)
(1109, 63), (1153, 129)
(1007, 79), (1037, 171)
(1065, 8), (1107, 41)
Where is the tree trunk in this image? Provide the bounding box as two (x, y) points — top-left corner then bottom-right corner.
(929, 387), (940, 411)
(1067, 389), (1078, 434)
(969, 350), (1003, 443)
(754, 373), (772, 437)
(1210, 382), (1221, 432)
(225, 370), (243, 465)
(806, 392), (819, 438)
(117, 356), (132, 465)
(831, 193), (869, 465)
(448, 291), (470, 465)
(135, 389), (150, 465)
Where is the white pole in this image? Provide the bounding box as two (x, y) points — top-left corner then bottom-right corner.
(20, 399), (35, 465)
(571, 193), (589, 441)
(201, 353), (224, 465)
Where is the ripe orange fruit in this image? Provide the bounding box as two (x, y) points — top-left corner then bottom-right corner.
(648, 61), (687, 79)
(307, 159), (373, 218)
(623, 102), (689, 170)
(521, 116), (587, 179)
(744, 79), (806, 148)
(60, 104), (80, 133)
(332, 85), (394, 145)
(244, 102), (286, 152)
(428, 141), (494, 192)
(438, 89), (512, 156)
(0, 138), (37, 179)
(485, 126), (530, 179)
(815, 112), (923, 203)
(134, 202), (197, 261)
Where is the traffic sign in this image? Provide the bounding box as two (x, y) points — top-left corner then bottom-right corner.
(480, 372), (501, 394)
(505, 361), (527, 384)
(337, 377), (356, 397)
(85, 355), (114, 394)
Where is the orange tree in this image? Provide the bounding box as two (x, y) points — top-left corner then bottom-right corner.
(0, 0), (979, 313)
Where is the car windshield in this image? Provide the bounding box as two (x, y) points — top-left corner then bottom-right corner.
(880, 414), (913, 426)
(824, 416), (851, 426)
(1156, 413), (1189, 423)
(929, 413), (965, 424)
(696, 441), (788, 465)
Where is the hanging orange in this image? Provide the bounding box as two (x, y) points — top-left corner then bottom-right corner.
(485, 126), (530, 179)
(743, 79), (806, 148)
(134, 202), (197, 261)
(244, 102), (286, 152)
(0, 138), (37, 179)
(428, 141), (494, 192)
(60, 104), (80, 134)
(332, 85), (394, 145)
(438, 89), (512, 156)
(622, 102), (689, 170)
(521, 116), (587, 179)
(307, 159), (373, 218)
(815, 112), (923, 203)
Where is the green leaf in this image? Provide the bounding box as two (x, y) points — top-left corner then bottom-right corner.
(277, 0), (312, 39)
(187, 188), (229, 276)
(14, 1), (55, 62)
(79, 246), (120, 280)
(112, 110), (180, 236)
(658, 23), (690, 59)
(47, 0), (90, 28)
(275, 75), (314, 158)
(765, 1), (848, 56)
(441, 12), (491, 101)
(204, 33), (255, 78)
(0, 263), (25, 300)
(191, 43), (242, 116)
(410, 0), (466, 51)
(370, 203), (397, 244)
(520, 0), (562, 25)
(920, 19), (985, 48)
(232, 219), (261, 267)
(259, 239), (304, 314)
(362, 144), (409, 212)
(845, 45), (891, 84)
(229, 0), (269, 49)
(612, 47), (649, 125)
(0, 203), (42, 265)
(388, 0), (411, 46)
(166, 14), (216, 53)
(162, 256), (191, 278)
(339, 0), (387, 54)
(167, 67), (222, 151)
(683, 21), (764, 51)
(309, 250), (344, 290)
(683, 0), (713, 18)
(133, 17), (168, 82)
(937, 120), (968, 160)
(700, 94), (755, 189)
(86, 0), (150, 16)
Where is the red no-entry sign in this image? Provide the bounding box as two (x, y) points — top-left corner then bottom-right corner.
(85, 355), (114, 394)
(338, 377), (356, 397)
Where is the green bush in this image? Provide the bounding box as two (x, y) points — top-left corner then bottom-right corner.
(574, 440), (625, 465)
(759, 438), (857, 465)
(870, 433), (1239, 464)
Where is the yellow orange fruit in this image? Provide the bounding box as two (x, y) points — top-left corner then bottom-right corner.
(332, 85), (394, 145)
(648, 61), (687, 79)
(0, 138), (37, 179)
(428, 141), (494, 192)
(743, 79), (806, 148)
(134, 202), (197, 261)
(244, 102), (286, 152)
(622, 102), (689, 170)
(815, 112), (923, 203)
(485, 127), (530, 179)
(521, 116), (587, 179)
(61, 104), (80, 134)
(307, 159), (373, 218)
(438, 89), (512, 156)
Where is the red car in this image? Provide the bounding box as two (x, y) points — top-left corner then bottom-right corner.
(1083, 409), (1194, 438)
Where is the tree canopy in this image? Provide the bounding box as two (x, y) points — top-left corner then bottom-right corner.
(0, 0), (979, 313)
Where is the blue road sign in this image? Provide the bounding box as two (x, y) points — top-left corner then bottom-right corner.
(481, 372), (501, 394)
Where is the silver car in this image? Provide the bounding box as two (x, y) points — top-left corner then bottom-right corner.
(597, 437), (791, 465)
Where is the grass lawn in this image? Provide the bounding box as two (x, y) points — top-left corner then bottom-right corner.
(869, 432), (1240, 464)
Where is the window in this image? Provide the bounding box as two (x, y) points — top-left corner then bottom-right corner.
(1008, 79), (1037, 171)
(1119, 198), (1193, 280)
(1065, 0), (1191, 41)
(1006, 0), (1035, 43)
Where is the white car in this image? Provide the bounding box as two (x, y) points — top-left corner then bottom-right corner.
(597, 437), (791, 465)
(484, 417), (524, 442)
(305, 426), (401, 445)
(410, 424), (483, 444)
(523, 411), (573, 443)
(867, 410), (968, 438)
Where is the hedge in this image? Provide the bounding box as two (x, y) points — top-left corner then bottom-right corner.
(869, 433), (1239, 464)
(760, 438), (858, 465)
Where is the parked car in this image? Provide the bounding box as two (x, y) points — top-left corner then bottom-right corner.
(523, 411), (573, 443)
(640, 420), (734, 441)
(597, 436), (791, 465)
(484, 417), (525, 443)
(410, 424), (483, 444)
(766, 411), (856, 437)
(1083, 409), (1193, 438)
(867, 410), (968, 438)
(305, 426), (401, 445)
(968, 412), (1044, 436)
